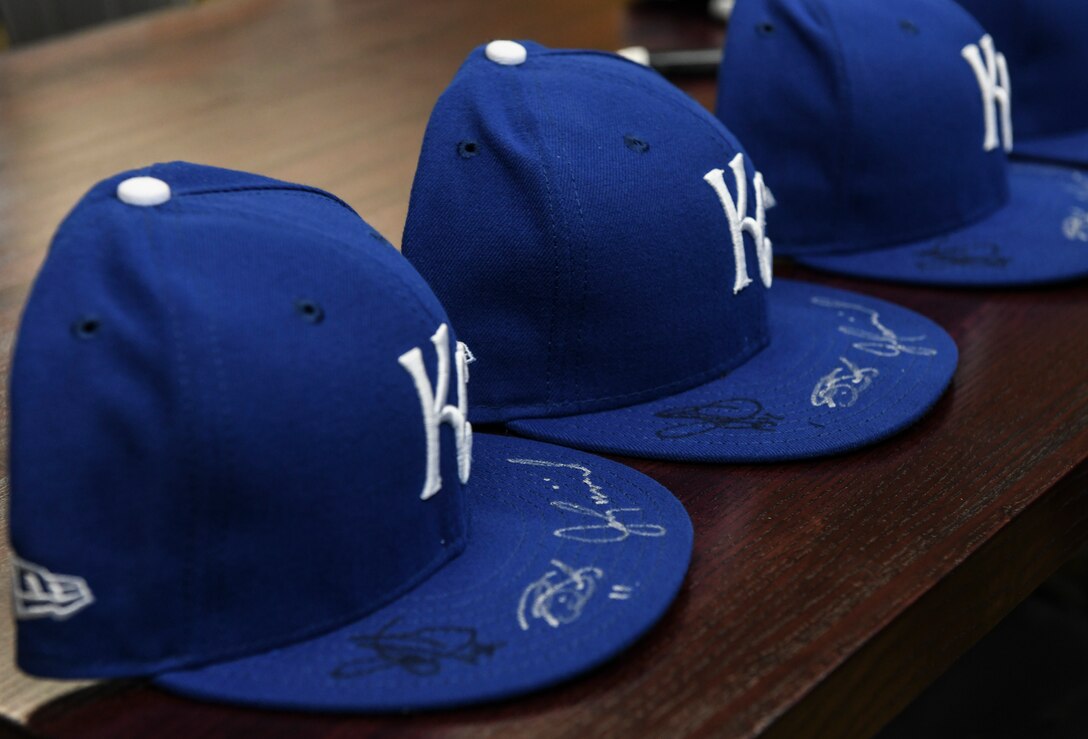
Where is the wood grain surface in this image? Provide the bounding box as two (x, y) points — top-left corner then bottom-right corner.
(0, 1), (1086, 737)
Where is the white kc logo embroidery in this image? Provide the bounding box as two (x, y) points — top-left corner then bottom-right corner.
(399, 323), (473, 500)
(704, 153), (773, 295)
(962, 34), (1013, 153)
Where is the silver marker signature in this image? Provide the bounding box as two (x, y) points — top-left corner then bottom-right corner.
(507, 458), (609, 505)
(811, 297), (938, 358)
(1063, 207), (1088, 242)
(811, 356), (879, 409)
(1066, 170), (1088, 202)
(550, 501), (667, 543)
(517, 559), (603, 631)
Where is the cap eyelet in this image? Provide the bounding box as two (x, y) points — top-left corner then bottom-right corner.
(756, 21), (775, 35)
(900, 19), (919, 35)
(294, 299), (324, 324)
(624, 134), (650, 154)
(71, 316), (102, 340)
(457, 140), (480, 159)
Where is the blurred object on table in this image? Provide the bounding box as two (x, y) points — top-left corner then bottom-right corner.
(621, 0), (725, 76)
(0, 0), (192, 47)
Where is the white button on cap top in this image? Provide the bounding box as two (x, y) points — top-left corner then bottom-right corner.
(617, 46), (651, 67)
(116, 176), (171, 207)
(485, 40), (527, 66)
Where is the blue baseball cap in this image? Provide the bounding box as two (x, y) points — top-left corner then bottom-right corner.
(402, 41), (957, 463)
(716, 0), (1088, 286)
(8, 162), (693, 711)
(956, 0), (1088, 169)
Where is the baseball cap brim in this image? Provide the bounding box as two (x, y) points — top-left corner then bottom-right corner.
(505, 279), (957, 463)
(152, 434), (692, 711)
(1013, 129), (1088, 170)
(791, 163), (1088, 286)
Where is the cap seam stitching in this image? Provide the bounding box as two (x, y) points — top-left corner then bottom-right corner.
(544, 62), (742, 155)
(523, 67), (564, 407)
(176, 185), (358, 218)
(564, 127), (592, 405)
(139, 189), (202, 656)
(173, 201), (447, 331)
(815, 0), (853, 246)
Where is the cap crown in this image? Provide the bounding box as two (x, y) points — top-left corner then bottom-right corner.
(404, 42), (773, 424)
(717, 0), (1010, 253)
(956, 0), (1088, 139)
(10, 163), (469, 677)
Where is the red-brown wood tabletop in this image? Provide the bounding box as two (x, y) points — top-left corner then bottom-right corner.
(0, 1), (1086, 737)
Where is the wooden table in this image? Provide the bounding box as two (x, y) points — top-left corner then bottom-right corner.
(1, 1), (1085, 737)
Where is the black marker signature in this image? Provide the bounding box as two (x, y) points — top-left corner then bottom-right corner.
(331, 618), (503, 679)
(654, 398), (783, 439)
(914, 242), (1009, 269)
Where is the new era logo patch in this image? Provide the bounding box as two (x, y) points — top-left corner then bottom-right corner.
(12, 556), (94, 620)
